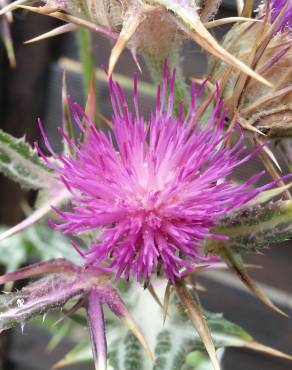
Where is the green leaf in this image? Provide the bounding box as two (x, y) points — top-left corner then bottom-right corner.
(0, 129), (54, 189)
(0, 226), (27, 273)
(123, 332), (144, 370)
(185, 351), (209, 369)
(47, 319), (73, 352)
(23, 223), (81, 263)
(207, 312), (252, 342)
(211, 200), (292, 254)
(0, 223), (80, 274)
(53, 339), (93, 369)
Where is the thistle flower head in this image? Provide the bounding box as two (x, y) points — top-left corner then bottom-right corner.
(270, 0), (292, 33)
(39, 65), (273, 283)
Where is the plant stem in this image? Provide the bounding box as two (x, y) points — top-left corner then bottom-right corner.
(77, 28), (95, 96)
(87, 289), (107, 370)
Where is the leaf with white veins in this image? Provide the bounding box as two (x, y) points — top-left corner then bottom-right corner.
(0, 129), (54, 189)
(212, 200), (292, 254)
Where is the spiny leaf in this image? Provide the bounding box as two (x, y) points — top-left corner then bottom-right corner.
(163, 282), (172, 324)
(206, 311), (252, 343)
(46, 280), (292, 370)
(204, 17), (260, 29)
(124, 332), (144, 370)
(0, 223), (80, 292)
(218, 247), (287, 317)
(108, 10), (145, 76)
(99, 284), (152, 363)
(213, 200), (292, 254)
(148, 283), (164, 310)
(17, 5), (117, 39)
(247, 184), (292, 207)
(0, 275), (83, 333)
(0, 129), (54, 189)
(122, 313), (153, 362)
(175, 281), (220, 370)
(24, 23), (77, 44)
(244, 341), (292, 361)
(153, 330), (172, 370)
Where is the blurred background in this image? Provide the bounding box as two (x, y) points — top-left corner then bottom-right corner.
(0, 1), (292, 369)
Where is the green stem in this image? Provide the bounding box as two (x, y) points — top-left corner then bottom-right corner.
(77, 28), (95, 96)
(142, 47), (188, 114)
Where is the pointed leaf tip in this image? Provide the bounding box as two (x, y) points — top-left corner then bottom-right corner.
(24, 24), (78, 44)
(244, 341), (292, 361)
(104, 287), (153, 362)
(222, 248), (288, 317)
(175, 281), (221, 370)
(186, 19), (272, 87)
(108, 13), (144, 77)
(163, 282), (172, 324)
(123, 315), (154, 362)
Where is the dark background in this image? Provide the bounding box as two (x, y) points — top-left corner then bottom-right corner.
(0, 1), (292, 369)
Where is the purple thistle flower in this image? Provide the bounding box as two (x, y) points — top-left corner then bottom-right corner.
(38, 65), (278, 283)
(270, 0), (292, 32)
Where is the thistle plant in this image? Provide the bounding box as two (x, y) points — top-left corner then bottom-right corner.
(0, 1), (292, 370)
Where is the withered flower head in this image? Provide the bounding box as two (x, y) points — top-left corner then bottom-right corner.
(208, 0), (292, 138)
(1, 0), (270, 85)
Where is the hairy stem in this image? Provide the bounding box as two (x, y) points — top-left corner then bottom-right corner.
(87, 289), (107, 370)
